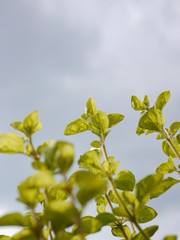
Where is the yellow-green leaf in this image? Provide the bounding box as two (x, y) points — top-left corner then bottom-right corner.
(64, 118), (89, 135)
(0, 133), (24, 154)
(154, 91), (170, 110)
(23, 111), (42, 136)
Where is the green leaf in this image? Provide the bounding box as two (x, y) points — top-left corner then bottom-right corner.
(176, 134), (180, 144)
(114, 170), (135, 191)
(0, 133), (24, 154)
(12, 228), (37, 240)
(23, 111), (42, 136)
(17, 186), (39, 207)
(48, 183), (68, 201)
(73, 216), (101, 235)
(0, 236), (11, 240)
(169, 122), (180, 136)
(86, 98), (97, 117)
(45, 141), (74, 173)
(154, 91), (170, 110)
(162, 140), (180, 158)
(131, 96), (147, 111)
(108, 190), (119, 204)
(90, 111), (109, 136)
(74, 171), (107, 206)
(132, 225), (158, 240)
(102, 156), (119, 175)
(10, 121), (24, 133)
(96, 212), (116, 226)
(136, 126), (146, 135)
(111, 225), (131, 238)
(163, 236), (177, 240)
(95, 195), (107, 214)
(0, 213), (27, 226)
(143, 95), (150, 108)
(113, 206), (129, 218)
(64, 118), (89, 135)
(108, 113), (124, 128)
(136, 205), (157, 223)
(136, 174), (163, 204)
(90, 140), (101, 148)
(78, 150), (105, 177)
(21, 170), (56, 189)
(138, 109), (164, 132)
(45, 200), (79, 232)
(150, 177), (180, 199)
(156, 157), (175, 174)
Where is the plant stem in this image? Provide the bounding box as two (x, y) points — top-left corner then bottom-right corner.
(102, 143), (150, 240)
(29, 136), (40, 161)
(162, 129), (180, 160)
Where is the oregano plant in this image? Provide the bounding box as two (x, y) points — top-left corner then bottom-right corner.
(0, 91), (179, 240)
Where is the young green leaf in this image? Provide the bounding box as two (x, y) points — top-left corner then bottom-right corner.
(78, 150), (105, 177)
(163, 236), (177, 240)
(96, 212), (116, 226)
(114, 170), (135, 191)
(90, 140), (101, 148)
(154, 91), (170, 110)
(136, 205), (157, 223)
(102, 156), (120, 175)
(12, 228), (37, 240)
(162, 140), (180, 158)
(95, 195), (107, 214)
(138, 109), (164, 132)
(23, 111), (43, 136)
(143, 95), (150, 108)
(90, 111), (109, 136)
(86, 98), (97, 117)
(131, 96), (147, 111)
(10, 121), (24, 133)
(150, 177), (180, 199)
(132, 225), (158, 240)
(136, 174), (163, 204)
(64, 118), (89, 135)
(108, 113), (124, 128)
(0, 236), (11, 240)
(169, 122), (180, 136)
(111, 225), (131, 238)
(0, 133), (24, 154)
(156, 157), (175, 174)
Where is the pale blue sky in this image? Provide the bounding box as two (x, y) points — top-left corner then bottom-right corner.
(0, 1), (180, 239)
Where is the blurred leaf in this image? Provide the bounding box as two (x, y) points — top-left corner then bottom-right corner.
(78, 150), (105, 177)
(37, 140), (55, 155)
(0, 236), (11, 240)
(169, 122), (180, 136)
(95, 195), (107, 214)
(108, 190), (119, 204)
(90, 140), (101, 148)
(131, 96), (147, 111)
(12, 228), (37, 240)
(45, 200), (79, 232)
(0, 213), (27, 227)
(23, 111), (42, 136)
(64, 118), (89, 135)
(111, 225), (131, 238)
(45, 141), (74, 173)
(86, 98), (97, 117)
(108, 113), (124, 128)
(136, 206), (157, 223)
(17, 186), (38, 207)
(154, 91), (170, 110)
(136, 174), (163, 204)
(156, 157), (175, 174)
(150, 177), (180, 199)
(0, 133), (24, 154)
(163, 236), (177, 240)
(73, 216), (101, 235)
(176, 134), (180, 144)
(132, 225), (158, 240)
(113, 206), (129, 218)
(10, 122), (24, 133)
(138, 109), (164, 132)
(114, 170), (135, 191)
(74, 171), (107, 206)
(48, 183), (68, 201)
(96, 212), (116, 226)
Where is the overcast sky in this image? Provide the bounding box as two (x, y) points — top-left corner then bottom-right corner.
(0, 1), (180, 239)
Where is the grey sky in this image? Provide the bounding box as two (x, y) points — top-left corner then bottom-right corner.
(0, 0), (180, 239)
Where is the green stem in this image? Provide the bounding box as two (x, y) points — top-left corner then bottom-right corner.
(102, 143), (150, 240)
(29, 136), (40, 161)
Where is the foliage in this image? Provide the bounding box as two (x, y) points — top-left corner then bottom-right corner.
(0, 91), (179, 240)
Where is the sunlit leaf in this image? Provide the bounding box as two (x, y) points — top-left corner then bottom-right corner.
(108, 113), (124, 128)
(111, 225), (131, 238)
(95, 195), (107, 214)
(0, 133), (24, 154)
(169, 122), (180, 136)
(86, 98), (97, 117)
(114, 170), (135, 191)
(136, 205), (157, 223)
(131, 96), (147, 111)
(64, 118), (89, 135)
(156, 157), (175, 174)
(162, 140), (180, 158)
(0, 213), (27, 227)
(96, 212), (116, 226)
(23, 111), (42, 136)
(102, 156), (119, 175)
(132, 225), (158, 240)
(154, 91), (170, 110)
